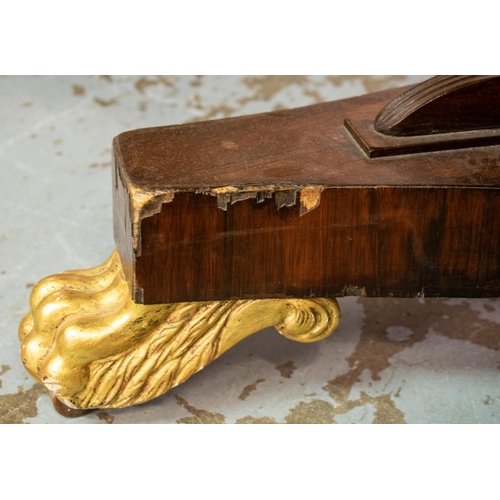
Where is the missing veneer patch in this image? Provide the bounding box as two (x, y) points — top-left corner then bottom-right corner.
(208, 185), (323, 213)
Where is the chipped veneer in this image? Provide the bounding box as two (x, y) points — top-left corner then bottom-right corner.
(4, 75), (499, 424)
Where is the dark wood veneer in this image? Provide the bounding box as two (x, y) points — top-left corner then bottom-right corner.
(136, 188), (500, 303)
(113, 79), (500, 304)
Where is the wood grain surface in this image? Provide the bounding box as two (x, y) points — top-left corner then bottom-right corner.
(113, 85), (500, 189)
(136, 188), (500, 303)
(112, 82), (500, 304)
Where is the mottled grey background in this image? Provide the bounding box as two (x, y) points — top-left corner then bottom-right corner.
(2, 75), (499, 424)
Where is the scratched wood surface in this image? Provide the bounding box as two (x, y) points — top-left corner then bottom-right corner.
(5, 76), (500, 425)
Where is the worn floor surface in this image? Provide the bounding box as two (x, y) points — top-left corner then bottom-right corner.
(2, 75), (499, 424)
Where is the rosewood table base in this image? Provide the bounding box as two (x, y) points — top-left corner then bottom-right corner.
(17, 75), (500, 416)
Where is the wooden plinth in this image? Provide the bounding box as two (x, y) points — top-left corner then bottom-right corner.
(112, 84), (500, 304)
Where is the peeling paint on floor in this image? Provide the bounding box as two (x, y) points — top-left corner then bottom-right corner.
(0, 384), (46, 424)
(3, 75), (498, 424)
(239, 379), (265, 401)
(236, 415), (278, 424)
(276, 361), (296, 379)
(175, 395), (226, 424)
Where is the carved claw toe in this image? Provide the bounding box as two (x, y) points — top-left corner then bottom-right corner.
(20, 250), (341, 411)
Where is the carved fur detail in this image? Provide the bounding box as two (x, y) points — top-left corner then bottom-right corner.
(19, 250), (340, 409)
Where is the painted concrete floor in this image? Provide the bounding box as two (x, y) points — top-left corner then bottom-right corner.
(2, 75), (499, 424)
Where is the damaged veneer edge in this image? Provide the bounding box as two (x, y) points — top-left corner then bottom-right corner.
(128, 184), (326, 254)
(210, 184), (324, 213)
(119, 174), (326, 303)
(129, 183), (327, 257)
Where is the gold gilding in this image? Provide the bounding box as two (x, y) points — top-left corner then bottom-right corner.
(19, 250), (340, 410)
(128, 185), (174, 254)
(300, 186), (324, 216)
